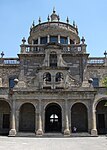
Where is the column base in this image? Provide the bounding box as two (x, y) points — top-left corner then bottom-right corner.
(91, 129), (98, 136)
(9, 129), (16, 136)
(36, 129), (43, 136)
(64, 129), (71, 136)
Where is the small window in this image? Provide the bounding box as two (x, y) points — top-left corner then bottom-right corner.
(40, 37), (47, 44)
(50, 53), (57, 67)
(50, 36), (58, 43)
(56, 72), (63, 82)
(60, 37), (68, 44)
(9, 76), (18, 88)
(92, 78), (99, 87)
(34, 39), (38, 44)
(9, 77), (15, 88)
(43, 72), (51, 82)
(50, 114), (58, 123)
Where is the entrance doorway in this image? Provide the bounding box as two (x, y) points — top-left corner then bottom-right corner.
(96, 100), (107, 134)
(19, 103), (35, 132)
(45, 103), (62, 132)
(71, 103), (88, 132)
(0, 101), (10, 135)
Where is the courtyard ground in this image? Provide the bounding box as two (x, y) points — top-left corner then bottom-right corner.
(0, 136), (107, 150)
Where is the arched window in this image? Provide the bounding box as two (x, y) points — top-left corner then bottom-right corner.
(55, 72), (63, 82)
(50, 53), (57, 67)
(43, 72), (51, 82)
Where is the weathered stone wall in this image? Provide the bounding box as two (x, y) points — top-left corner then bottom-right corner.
(0, 66), (20, 87)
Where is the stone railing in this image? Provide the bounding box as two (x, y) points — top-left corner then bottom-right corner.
(62, 44), (86, 54)
(20, 43), (86, 54)
(87, 57), (105, 65)
(0, 58), (20, 65)
(20, 44), (45, 54)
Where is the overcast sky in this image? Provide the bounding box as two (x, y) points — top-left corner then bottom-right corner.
(0, 0), (107, 57)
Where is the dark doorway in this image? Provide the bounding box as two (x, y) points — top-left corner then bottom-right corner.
(45, 103), (62, 132)
(0, 101), (10, 135)
(3, 114), (10, 129)
(19, 103), (35, 132)
(71, 103), (88, 132)
(96, 100), (107, 134)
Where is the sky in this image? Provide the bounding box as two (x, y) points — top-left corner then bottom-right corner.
(0, 0), (107, 57)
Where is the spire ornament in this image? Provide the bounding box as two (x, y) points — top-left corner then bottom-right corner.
(81, 36), (85, 44)
(66, 17), (69, 24)
(47, 15), (50, 22)
(38, 17), (41, 24)
(1, 51), (4, 58)
(32, 20), (35, 27)
(73, 21), (75, 27)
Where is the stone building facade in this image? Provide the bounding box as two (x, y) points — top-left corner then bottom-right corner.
(0, 9), (107, 136)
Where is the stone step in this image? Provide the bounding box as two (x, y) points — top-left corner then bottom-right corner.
(16, 132), (36, 137)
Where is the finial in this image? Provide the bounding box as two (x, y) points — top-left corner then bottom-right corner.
(66, 16), (69, 24)
(81, 36), (85, 44)
(22, 37), (26, 44)
(30, 26), (32, 31)
(1, 51), (4, 58)
(38, 17), (41, 24)
(32, 20), (35, 27)
(53, 7), (56, 13)
(73, 21), (75, 27)
(47, 15), (50, 22)
(58, 15), (60, 21)
(104, 50), (107, 57)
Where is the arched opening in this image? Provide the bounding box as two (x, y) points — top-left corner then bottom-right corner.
(96, 100), (107, 134)
(0, 100), (10, 135)
(19, 103), (35, 132)
(43, 72), (51, 82)
(55, 72), (63, 82)
(45, 103), (62, 132)
(71, 103), (88, 132)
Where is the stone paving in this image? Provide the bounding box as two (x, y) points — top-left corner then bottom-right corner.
(0, 136), (107, 150)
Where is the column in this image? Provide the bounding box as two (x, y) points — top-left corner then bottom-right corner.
(9, 99), (16, 136)
(58, 35), (60, 43)
(64, 100), (70, 136)
(67, 36), (70, 44)
(47, 35), (50, 43)
(36, 100), (43, 136)
(38, 37), (40, 45)
(91, 107), (98, 136)
(16, 110), (19, 132)
(67, 36), (70, 51)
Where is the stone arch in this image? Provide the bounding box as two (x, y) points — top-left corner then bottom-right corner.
(71, 102), (88, 132)
(19, 103), (35, 132)
(0, 100), (11, 135)
(43, 72), (51, 82)
(55, 72), (64, 82)
(96, 98), (107, 134)
(45, 102), (62, 132)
